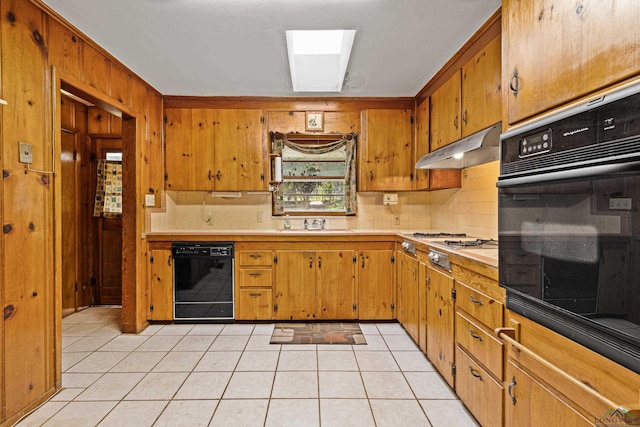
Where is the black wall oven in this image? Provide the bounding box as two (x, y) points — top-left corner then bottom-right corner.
(498, 82), (640, 373)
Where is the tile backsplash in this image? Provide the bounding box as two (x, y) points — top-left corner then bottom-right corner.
(150, 161), (498, 239)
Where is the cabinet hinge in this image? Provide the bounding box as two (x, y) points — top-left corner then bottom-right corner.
(164, 173), (168, 181)
(74, 282), (78, 292)
(260, 173), (265, 181)
(274, 303), (278, 312)
(390, 303), (395, 311)
(73, 150), (78, 161)
(353, 255), (357, 264)
(274, 255), (278, 264)
(260, 116), (265, 124)
(163, 115), (168, 124)
(410, 116), (414, 124)
(451, 289), (457, 300)
(452, 364), (456, 377)
(150, 304), (154, 312)
(391, 255), (395, 264)
(352, 303), (357, 311)
(150, 255), (154, 264)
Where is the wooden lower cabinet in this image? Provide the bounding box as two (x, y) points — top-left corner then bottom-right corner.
(148, 249), (174, 320)
(505, 360), (592, 427)
(357, 249), (396, 320)
(456, 346), (503, 427)
(397, 251), (420, 342)
(274, 250), (356, 320)
(236, 288), (273, 320)
(235, 249), (274, 320)
(426, 264), (456, 388)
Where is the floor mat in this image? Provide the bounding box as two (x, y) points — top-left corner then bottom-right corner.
(270, 322), (367, 345)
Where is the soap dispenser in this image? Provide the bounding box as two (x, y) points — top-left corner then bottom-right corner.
(284, 215), (291, 229)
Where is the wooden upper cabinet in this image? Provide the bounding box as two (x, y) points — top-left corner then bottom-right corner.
(414, 98), (462, 191)
(503, 0), (640, 125)
(431, 34), (501, 151)
(165, 108), (216, 190)
(430, 72), (462, 151)
(361, 109), (413, 191)
(213, 109), (266, 191)
(461, 35), (502, 136)
(164, 108), (265, 191)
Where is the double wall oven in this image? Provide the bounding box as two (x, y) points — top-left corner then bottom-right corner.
(498, 82), (640, 373)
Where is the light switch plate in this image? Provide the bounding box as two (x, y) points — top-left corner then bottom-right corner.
(19, 142), (33, 164)
(145, 194), (156, 207)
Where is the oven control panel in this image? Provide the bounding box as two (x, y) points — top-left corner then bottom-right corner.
(519, 128), (552, 157)
(428, 249), (451, 271)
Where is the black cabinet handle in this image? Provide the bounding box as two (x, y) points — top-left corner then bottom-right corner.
(510, 68), (520, 98)
(249, 254), (262, 259)
(309, 256), (313, 269)
(208, 170), (212, 180)
(318, 256), (322, 268)
(249, 292), (262, 297)
(167, 255), (172, 267)
(508, 377), (517, 404)
(249, 272), (262, 277)
(469, 329), (483, 341)
(216, 170), (221, 180)
(361, 255), (365, 268)
(462, 110), (468, 126)
(469, 367), (483, 381)
(453, 115), (459, 129)
(469, 295), (484, 306)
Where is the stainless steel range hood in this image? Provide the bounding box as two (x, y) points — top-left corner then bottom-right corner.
(416, 123), (501, 169)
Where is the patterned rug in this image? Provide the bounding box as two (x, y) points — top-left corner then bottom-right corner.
(270, 322), (366, 345)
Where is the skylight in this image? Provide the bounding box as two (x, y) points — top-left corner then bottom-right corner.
(286, 30), (356, 93)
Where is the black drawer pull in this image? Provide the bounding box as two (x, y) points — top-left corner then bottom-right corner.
(469, 329), (483, 341)
(469, 367), (483, 381)
(249, 254), (263, 259)
(249, 272), (262, 277)
(249, 293), (262, 297)
(469, 295), (484, 306)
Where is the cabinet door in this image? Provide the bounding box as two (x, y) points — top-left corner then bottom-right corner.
(149, 249), (174, 321)
(461, 35), (501, 137)
(505, 360), (592, 427)
(504, 0), (640, 125)
(316, 250), (356, 319)
(164, 108), (215, 190)
(357, 250), (395, 320)
(213, 109), (266, 191)
(362, 109), (413, 191)
(430, 72), (461, 151)
(418, 261), (428, 353)
(398, 252), (419, 343)
(414, 97), (462, 191)
(274, 251), (316, 320)
(426, 266), (455, 388)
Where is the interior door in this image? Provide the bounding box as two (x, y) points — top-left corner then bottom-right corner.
(91, 139), (123, 305)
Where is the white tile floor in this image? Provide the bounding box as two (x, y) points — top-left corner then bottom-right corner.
(16, 306), (479, 427)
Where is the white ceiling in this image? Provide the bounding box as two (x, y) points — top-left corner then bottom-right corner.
(42, 0), (501, 97)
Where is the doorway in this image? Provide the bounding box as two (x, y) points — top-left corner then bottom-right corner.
(60, 94), (124, 314)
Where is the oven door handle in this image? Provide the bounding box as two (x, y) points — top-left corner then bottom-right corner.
(497, 160), (640, 188)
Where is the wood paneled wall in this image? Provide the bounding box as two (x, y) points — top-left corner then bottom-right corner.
(0, 0), (163, 424)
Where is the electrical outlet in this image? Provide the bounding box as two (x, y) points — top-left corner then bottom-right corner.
(383, 193), (398, 205)
(145, 194), (156, 207)
(19, 142), (33, 164)
(393, 215), (400, 225)
(257, 211), (264, 222)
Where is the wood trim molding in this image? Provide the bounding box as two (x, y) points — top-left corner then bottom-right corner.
(163, 96), (415, 110)
(415, 7), (502, 105)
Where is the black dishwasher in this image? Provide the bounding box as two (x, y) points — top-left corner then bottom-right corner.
(172, 242), (234, 321)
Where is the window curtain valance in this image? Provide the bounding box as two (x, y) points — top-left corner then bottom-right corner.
(271, 132), (358, 215)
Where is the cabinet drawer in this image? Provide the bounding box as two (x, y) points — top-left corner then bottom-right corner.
(456, 281), (503, 330)
(238, 268), (272, 288)
(237, 288), (273, 320)
(238, 251), (273, 266)
(455, 346), (503, 427)
(456, 312), (503, 378)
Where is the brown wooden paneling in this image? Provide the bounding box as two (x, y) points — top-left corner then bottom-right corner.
(81, 42), (110, 94)
(109, 62), (133, 108)
(1, 0), (53, 418)
(47, 17), (81, 77)
(165, 96), (415, 111)
(146, 90), (164, 206)
(268, 110), (361, 135)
